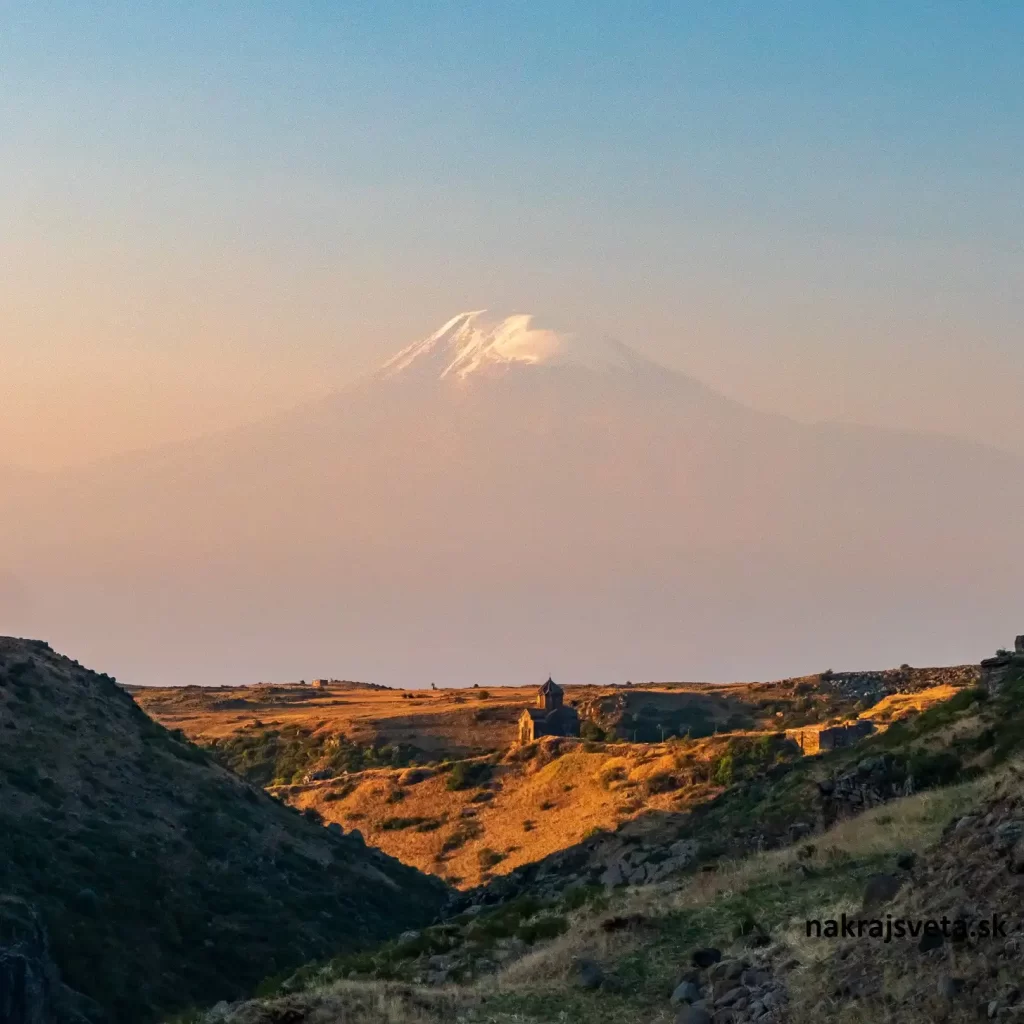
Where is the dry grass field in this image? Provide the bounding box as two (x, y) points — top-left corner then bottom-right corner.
(283, 737), (740, 887)
(131, 680), (770, 754)
(134, 669), (973, 889)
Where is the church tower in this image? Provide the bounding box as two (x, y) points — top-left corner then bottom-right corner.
(536, 677), (563, 711)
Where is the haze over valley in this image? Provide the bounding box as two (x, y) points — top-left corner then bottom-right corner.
(4, 310), (1021, 689)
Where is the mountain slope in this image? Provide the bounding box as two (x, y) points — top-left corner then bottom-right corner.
(0, 638), (448, 1023)
(3, 312), (1023, 687)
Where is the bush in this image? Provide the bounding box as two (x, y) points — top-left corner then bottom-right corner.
(713, 755), (734, 787)
(440, 822), (481, 855)
(644, 771), (678, 796)
(477, 847), (505, 870)
(207, 725), (421, 787)
(446, 760), (492, 791)
(907, 750), (961, 788)
(381, 816), (433, 831)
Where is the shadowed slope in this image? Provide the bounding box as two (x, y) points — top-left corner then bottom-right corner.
(0, 638), (448, 1024)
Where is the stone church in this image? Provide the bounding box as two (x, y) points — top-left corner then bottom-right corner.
(517, 678), (580, 744)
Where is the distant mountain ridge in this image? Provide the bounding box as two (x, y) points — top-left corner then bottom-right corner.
(2, 312), (1022, 688)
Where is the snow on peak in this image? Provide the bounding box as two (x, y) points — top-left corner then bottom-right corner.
(379, 311), (638, 382)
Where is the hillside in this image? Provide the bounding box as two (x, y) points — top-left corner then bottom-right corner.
(135, 665), (976, 887)
(0, 638), (448, 1024)
(183, 643), (1024, 1024)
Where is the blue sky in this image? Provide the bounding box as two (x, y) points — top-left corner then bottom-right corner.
(2, 2), (1022, 465)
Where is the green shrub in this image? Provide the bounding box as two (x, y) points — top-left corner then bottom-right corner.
(446, 760), (492, 791)
(907, 750), (961, 788)
(207, 726), (421, 787)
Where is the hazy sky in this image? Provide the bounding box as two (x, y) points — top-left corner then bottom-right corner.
(3, 2), (1022, 469)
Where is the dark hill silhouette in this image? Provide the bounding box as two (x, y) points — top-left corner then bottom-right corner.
(0, 637), (448, 1023)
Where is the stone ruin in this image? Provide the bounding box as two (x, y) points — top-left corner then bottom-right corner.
(816, 718), (876, 752)
(980, 635), (1024, 693)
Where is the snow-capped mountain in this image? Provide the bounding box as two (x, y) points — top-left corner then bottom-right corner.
(3, 312), (1022, 689)
(378, 311), (642, 382)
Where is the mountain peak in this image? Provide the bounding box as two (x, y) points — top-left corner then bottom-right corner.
(379, 311), (639, 382)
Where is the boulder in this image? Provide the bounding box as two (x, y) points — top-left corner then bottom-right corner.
(600, 860), (625, 888)
(575, 958), (604, 990)
(1009, 838), (1024, 874)
(670, 980), (701, 1005)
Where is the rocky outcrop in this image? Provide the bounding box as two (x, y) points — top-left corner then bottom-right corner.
(817, 664), (979, 704)
(817, 753), (915, 821)
(0, 897), (95, 1024)
(980, 635), (1024, 693)
(669, 951), (791, 1023)
(804, 784), (1024, 1021)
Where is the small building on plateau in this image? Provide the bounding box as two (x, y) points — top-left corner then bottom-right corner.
(517, 678), (580, 744)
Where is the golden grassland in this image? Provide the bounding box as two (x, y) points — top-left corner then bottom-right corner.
(135, 678), (966, 887)
(132, 679), (764, 752)
(283, 739), (734, 887)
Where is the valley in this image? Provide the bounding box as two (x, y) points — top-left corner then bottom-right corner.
(164, 633), (1024, 1024)
(3, 634), (1021, 1024)
(134, 664), (976, 888)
